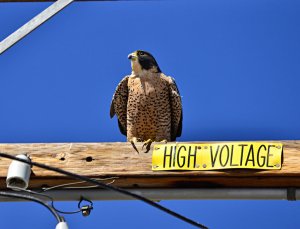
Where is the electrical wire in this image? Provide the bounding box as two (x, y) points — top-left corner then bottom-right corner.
(13, 188), (87, 215)
(0, 152), (208, 229)
(41, 177), (118, 191)
(0, 191), (63, 223)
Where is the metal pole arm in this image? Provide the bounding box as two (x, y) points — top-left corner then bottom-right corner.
(0, 0), (74, 54)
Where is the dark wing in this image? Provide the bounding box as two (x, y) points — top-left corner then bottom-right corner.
(168, 77), (183, 141)
(110, 76), (129, 136)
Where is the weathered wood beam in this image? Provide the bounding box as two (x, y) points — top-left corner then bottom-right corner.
(0, 141), (299, 190)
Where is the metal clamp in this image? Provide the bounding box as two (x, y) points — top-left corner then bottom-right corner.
(287, 188), (296, 201)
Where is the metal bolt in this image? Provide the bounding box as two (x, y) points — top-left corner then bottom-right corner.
(276, 164), (280, 168)
(204, 146), (208, 149)
(153, 165), (159, 169)
(277, 145), (281, 149)
(197, 146), (201, 150)
(155, 147), (160, 150)
(196, 164), (200, 168)
(203, 164), (207, 168)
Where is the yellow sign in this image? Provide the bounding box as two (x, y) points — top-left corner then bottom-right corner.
(152, 142), (283, 171)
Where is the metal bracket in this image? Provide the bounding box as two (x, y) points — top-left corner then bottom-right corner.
(0, 0), (74, 55)
(287, 187), (297, 201)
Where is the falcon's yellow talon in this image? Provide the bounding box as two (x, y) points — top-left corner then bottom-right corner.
(142, 139), (153, 153)
(130, 137), (139, 154)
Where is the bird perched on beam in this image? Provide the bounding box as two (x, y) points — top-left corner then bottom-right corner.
(110, 50), (182, 153)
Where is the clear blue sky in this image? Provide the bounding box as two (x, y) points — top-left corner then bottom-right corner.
(1, 0), (300, 228)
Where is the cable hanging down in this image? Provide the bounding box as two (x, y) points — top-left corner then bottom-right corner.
(0, 191), (64, 223)
(14, 188), (93, 217)
(0, 152), (208, 229)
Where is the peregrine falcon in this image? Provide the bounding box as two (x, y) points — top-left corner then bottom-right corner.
(110, 50), (182, 153)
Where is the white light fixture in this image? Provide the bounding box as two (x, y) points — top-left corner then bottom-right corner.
(6, 154), (31, 190)
(55, 222), (69, 229)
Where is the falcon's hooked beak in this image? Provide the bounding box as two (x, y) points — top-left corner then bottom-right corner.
(128, 52), (137, 61)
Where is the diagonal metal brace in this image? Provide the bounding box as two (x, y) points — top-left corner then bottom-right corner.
(0, 0), (74, 55)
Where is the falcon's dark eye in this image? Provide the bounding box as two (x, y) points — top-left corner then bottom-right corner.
(139, 51), (145, 56)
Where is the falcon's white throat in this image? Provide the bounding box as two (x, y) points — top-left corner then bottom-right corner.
(130, 60), (159, 77)
(130, 58), (143, 76)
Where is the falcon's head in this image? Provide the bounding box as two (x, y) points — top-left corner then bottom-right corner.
(128, 50), (161, 74)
